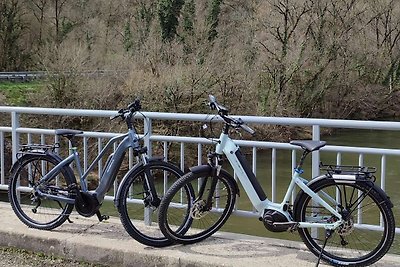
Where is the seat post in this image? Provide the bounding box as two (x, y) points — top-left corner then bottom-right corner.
(69, 137), (78, 149)
(296, 150), (310, 170)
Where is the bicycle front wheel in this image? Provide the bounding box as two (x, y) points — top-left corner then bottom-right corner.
(294, 178), (395, 267)
(158, 169), (237, 245)
(117, 160), (194, 247)
(8, 154), (76, 230)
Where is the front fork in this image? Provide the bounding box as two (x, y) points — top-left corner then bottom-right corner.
(141, 153), (161, 207)
(196, 153), (223, 210)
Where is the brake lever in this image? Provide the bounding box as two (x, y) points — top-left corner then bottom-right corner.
(110, 109), (125, 121)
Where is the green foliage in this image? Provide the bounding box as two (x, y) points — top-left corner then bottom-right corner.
(123, 20), (133, 52)
(0, 0), (27, 71)
(206, 0), (223, 41)
(0, 81), (43, 105)
(60, 18), (75, 41)
(134, 2), (156, 47)
(158, 0), (185, 41)
(182, 0), (195, 35)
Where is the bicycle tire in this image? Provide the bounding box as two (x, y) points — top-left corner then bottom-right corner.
(8, 153), (76, 230)
(117, 160), (194, 247)
(294, 177), (395, 267)
(158, 169), (237, 245)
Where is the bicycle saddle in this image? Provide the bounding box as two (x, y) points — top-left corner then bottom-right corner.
(55, 129), (83, 139)
(290, 140), (326, 152)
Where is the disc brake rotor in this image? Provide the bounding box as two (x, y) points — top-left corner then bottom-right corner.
(190, 200), (209, 219)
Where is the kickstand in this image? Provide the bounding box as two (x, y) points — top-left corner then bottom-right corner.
(56, 200), (73, 223)
(315, 230), (333, 267)
(96, 211), (110, 222)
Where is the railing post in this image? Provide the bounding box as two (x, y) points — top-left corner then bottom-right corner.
(312, 125), (320, 178)
(380, 155), (386, 227)
(0, 131), (4, 185)
(144, 117), (152, 157)
(311, 125), (320, 239)
(143, 116), (152, 225)
(11, 112), (20, 163)
(271, 148), (276, 202)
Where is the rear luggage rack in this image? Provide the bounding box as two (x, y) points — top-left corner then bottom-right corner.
(320, 163), (376, 177)
(19, 143), (60, 153)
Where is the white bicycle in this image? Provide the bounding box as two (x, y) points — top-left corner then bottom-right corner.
(158, 95), (395, 267)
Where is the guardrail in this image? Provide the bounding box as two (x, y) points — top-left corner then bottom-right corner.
(0, 71), (129, 82)
(0, 106), (399, 234)
(0, 72), (46, 81)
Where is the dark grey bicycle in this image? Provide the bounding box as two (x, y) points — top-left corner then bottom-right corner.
(8, 99), (194, 247)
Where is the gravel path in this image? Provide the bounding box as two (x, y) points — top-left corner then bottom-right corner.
(0, 246), (107, 267)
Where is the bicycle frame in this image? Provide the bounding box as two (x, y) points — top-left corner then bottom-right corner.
(216, 132), (344, 230)
(35, 128), (147, 204)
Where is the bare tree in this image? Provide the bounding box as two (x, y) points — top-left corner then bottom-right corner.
(257, 0), (312, 115)
(27, 0), (48, 44)
(50, 0), (67, 44)
(367, 0), (400, 92)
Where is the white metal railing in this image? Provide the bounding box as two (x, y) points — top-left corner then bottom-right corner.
(0, 106), (399, 234)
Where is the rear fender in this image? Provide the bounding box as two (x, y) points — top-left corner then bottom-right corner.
(10, 153), (77, 184)
(294, 175), (393, 215)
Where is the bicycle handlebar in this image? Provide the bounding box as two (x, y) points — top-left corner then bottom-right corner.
(110, 99), (142, 122)
(208, 95), (256, 136)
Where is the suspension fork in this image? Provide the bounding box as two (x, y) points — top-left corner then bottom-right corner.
(198, 153), (222, 210)
(141, 154), (160, 207)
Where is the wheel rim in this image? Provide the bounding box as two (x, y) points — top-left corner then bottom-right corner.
(165, 173), (233, 240)
(11, 157), (72, 226)
(299, 181), (389, 264)
(121, 164), (188, 242)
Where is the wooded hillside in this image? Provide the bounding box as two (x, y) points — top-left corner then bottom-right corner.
(1, 0), (400, 121)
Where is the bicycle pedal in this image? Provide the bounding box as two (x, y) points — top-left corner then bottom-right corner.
(96, 211), (109, 222)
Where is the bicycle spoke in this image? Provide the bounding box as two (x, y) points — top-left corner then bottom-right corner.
(297, 179), (394, 266)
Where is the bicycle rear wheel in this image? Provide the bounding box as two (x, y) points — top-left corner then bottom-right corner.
(158, 169), (237, 244)
(8, 154), (76, 230)
(117, 160), (194, 247)
(294, 178), (395, 267)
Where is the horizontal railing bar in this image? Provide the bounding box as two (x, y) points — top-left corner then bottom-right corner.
(0, 127), (11, 132)
(3, 106), (400, 130)
(151, 135), (400, 156)
(4, 128), (400, 156)
(16, 128), (123, 138)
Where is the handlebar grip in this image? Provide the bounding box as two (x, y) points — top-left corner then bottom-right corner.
(240, 124), (256, 136)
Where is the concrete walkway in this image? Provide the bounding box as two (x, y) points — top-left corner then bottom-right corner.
(0, 202), (399, 267)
